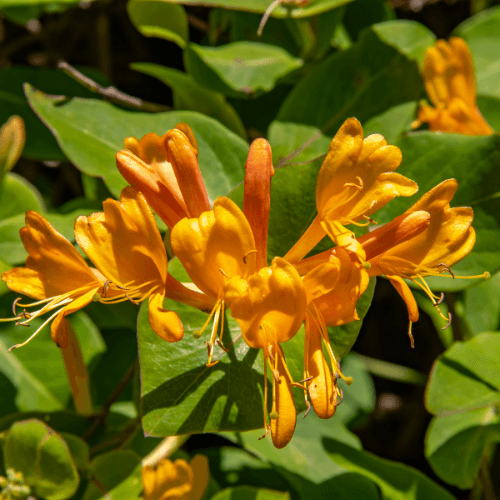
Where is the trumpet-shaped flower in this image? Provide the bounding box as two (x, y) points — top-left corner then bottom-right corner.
(75, 187), (185, 342)
(142, 455), (209, 500)
(360, 179), (487, 344)
(1, 211), (106, 349)
(285, 118), (418, 263)
(117, 124), (210, 229)
(301, 247), (368, 418)
(413, 38), (493, 135)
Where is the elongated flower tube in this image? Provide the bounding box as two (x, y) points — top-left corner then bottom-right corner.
(360, 179), (488, 344)
(1, 211), (107, 349)
(142, 455), (209, 500)
(117, 124), (209, 229)
(285, 118), (418, 264)
(171, 196), (257, 365)
(243, 138), (274, 270)
(229, 258), (307, 448)
(413, 38), (493, 135)
(75, 187), (185, 342)
(301, 247), (367, 418)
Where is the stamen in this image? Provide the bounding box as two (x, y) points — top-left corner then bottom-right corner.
(334, 388), (344, 407)
(435, 293), (445, 305)
(219, 268), (228, 278)
(243, 249), (257, 264)
(257, 0), (283, 36)
(216, 339), (229, 352)
(442, 312), (452, 330)
(299, 376), (314, 384)
(12, 297), (22, 315)
(343, 176), (364, 192)
(438, 263), (455, 279)
(262, 350), (269, 432)
(408, 321), (415, 348)
(362, 215), (377, 225)
(125, 294), (140, 305)
(303, 399), (312, 418)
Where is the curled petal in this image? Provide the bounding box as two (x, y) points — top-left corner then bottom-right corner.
(190, 455), (210, 500)
(148, 291), (184, 342)
(389, 276), (419, 323)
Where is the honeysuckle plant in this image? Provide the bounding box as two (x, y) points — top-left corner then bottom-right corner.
(1, 2), (500, 500)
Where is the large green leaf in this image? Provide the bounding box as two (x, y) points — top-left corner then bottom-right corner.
(425, 408), (500, 489)
(454, 6), (500, 99)
(477, 95), (500, 131)
(0, 66), (107, 160)
(131, 63), (246, 138)
(185, 41), (303, 98)
(127, 0), (188, 48)
(0, 173), (45, 221)
(211, 486), (290, 500)
(426, 333), (500, 416)
(4, 419), (79, 500)
(272, 25), (423, 138)
(82, 450), (142, 500)
(25, 85), (248, 199)
(153, 0), (352, 18)
(0, 0), (78, 6)
(324, 438), (456, 500)
(374, 132), (500, 292)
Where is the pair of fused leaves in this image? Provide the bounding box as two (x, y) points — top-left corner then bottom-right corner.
(425, 333), (500, 489)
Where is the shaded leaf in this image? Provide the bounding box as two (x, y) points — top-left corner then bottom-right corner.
(4, 419), (79, 500)
(127, 0), (188, 48)
(82, 450), (142, 500)
(131, 63), (246, 138)
(324, 438), (456, 500)
(25, 85), (248, 199)
(60, 432), (90, 469)
(0, 173), (45, 220)
(211, 486), (290, 500)
(185, 41), (303, 98)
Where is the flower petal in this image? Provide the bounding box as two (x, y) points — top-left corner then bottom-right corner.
(388, 275), (419, 323)
(148, 290), (184, 342)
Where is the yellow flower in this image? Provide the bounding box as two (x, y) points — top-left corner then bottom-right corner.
(285, 118), (418, 263)
(117, 124), (210, 229)
(75, 187), (185, 342)
(299, 247), (367, 419)
(413, 38), (493, 135)
(142, 455), (209, 500)
(1, 211), (106, 349)
(359, 179), (488, 344)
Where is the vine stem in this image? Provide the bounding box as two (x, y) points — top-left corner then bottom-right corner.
(142, 435), (190, 467)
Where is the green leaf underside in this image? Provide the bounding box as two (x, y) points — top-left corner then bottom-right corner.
(25, 84), (248, 199)
(147, 0), (353, 18)
(185, 41), (303, 97)
(211, 486), (291, 500)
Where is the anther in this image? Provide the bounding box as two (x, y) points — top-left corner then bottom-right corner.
(272, 369), (281, 383)
(15, 321), (31, 327)
(299, 376), (313, 384)
(125, 294), (140, 305)
(303, 400), (312, 418)
(219, 268), (229, 277)
(435, 293), (445, 305)
(442, 312), (452, 330)
(334, 389), (344, 407)
(438, 263), (455, 279)
(243, 249), (257, 264)
(12, 297), (22, 315)
(216, 339), (229, 352)
(258, 425), (270, 440)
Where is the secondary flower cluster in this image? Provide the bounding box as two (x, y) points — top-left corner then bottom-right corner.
(2, 112), (486, 448)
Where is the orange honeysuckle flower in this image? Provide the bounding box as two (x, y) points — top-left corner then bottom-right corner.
(413, 38), (494, 135)
(1, 211), (106, 349)
(142, 455), (209, 500)
(285, 118), (418, 264)
(117, 124), (210, 229)
(301, 247), (368, 419)
(359, 179), (489, 345)
(75, 186), (188, 343)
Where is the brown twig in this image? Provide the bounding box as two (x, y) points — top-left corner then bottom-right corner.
(57, 60), (171, 112)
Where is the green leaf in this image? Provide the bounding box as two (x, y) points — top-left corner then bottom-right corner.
(273, 25), (423, 137)
(465, 270), (500, 335)
(211, 486), (290, 500)
(374, 132), (500, 292)
(343, 0), (395, 41)
(425, 408), (500, 489)
(153, 0), (352, 18)
(426, 333), (500, 416)
(0, 410), (92, 435)
(0, 256), (12, 296)
(25, 85), (248, 199)
(59, 432), (90, 469)
(131, 63), (246, 138)
(127, 0), (188, 48)
(4, 419), (79, 500)
(0, 66), (107, 160)
(323, 438), (456, 500)
(0, 173), (45, 220)
(0, 0), (79, 6)
(477, 95), (500, 131)
(454, 5), (500, 98)
(184, 42), (303, 98)
(0, 308), (105, 417)
(82, 450), (142, 500)
(371, 20), (436, 66)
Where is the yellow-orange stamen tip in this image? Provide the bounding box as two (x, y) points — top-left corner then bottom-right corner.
(269, 410), (279, 420)
(344, 376), (354, 386)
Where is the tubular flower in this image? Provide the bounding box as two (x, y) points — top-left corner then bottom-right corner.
(142, 455), (209, 500)
(117, 124), (210, 229)
(413, 38), (493, 135)
(285, 118), (418, 264)
(360, 179), (488, 344)
(229, 258), (307, 449)
(75, 186), (184, 342)
(171, 196), (257, 365)
(300, 247), (368, 419)
(1, 211), (107, 349)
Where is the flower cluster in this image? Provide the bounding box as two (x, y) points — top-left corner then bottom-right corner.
(1, 110), (487, 447)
